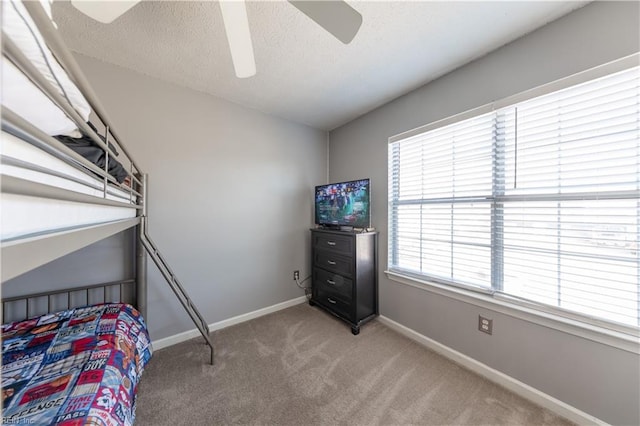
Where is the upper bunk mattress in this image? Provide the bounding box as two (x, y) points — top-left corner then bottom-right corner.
(1, 131), (137, 241)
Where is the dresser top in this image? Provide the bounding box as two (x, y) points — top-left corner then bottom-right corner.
(311, 228), (377, 236)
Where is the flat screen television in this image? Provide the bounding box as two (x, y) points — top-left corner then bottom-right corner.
(315, 178), (370, 229)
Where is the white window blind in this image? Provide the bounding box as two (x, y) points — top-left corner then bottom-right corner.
(388, 112), (495, 290)
(388, 65), (640, 330)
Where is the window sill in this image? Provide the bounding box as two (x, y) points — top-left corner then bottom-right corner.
(385, 270), (640, 354)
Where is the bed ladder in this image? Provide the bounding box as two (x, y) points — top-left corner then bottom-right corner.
(140, 231), (215, 365)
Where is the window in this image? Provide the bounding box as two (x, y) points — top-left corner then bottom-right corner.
(388, 64), (640, 331)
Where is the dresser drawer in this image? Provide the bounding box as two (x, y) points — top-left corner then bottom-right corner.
(313, 267), (353, 301)
(315, 287), (352, 320)
(314, 251), (352, 276)
(313, 233), (353, 255)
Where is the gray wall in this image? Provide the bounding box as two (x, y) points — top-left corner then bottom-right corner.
(328, 2), (639, 425)
(64, 55), (326, 341)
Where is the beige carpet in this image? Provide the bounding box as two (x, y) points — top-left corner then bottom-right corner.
(135, 303), (573, 425)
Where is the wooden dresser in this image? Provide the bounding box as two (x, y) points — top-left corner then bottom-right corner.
(310, 228), (378, 334)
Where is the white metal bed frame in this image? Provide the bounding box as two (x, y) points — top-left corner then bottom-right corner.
(1, 1), (214, 364)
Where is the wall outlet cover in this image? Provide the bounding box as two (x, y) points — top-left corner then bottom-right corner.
(478, 315), (493, 335)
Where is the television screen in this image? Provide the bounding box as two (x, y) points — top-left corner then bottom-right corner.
(315, 179), (370, 228)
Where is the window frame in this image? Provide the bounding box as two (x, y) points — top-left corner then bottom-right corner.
(386, 54), (640, 353)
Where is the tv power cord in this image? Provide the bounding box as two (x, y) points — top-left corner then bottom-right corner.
(294, 275), (312, 300)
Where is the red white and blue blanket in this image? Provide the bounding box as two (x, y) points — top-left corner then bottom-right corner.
(2, 303), (152, 425)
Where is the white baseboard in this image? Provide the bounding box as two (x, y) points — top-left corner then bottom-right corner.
(377, 315), (606, 426)
(152, 296), (307, 351)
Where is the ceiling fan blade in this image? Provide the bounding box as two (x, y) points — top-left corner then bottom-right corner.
(71, 0), (140, 24)
(288, 1), (362, 44)
(219, 0), (256, 78)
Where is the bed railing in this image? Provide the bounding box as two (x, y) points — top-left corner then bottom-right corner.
(1, 279), (138, 324)
(2, 108), (142, 205)
(21, 0), (142, 183)
(2, 34), (136, 194)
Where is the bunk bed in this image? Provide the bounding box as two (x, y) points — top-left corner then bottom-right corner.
(1, 1), (213, 424)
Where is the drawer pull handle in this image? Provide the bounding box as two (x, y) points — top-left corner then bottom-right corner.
(327, 241), (336, 246)
(327, 297), (337, 304)
(327, 280), (336, 285)
(327, 260), (336, 265)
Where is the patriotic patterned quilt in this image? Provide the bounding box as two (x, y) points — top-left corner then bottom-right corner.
(1, 303), (152, 425)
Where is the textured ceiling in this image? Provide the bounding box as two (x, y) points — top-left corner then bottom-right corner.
(52, 1), (588, 130)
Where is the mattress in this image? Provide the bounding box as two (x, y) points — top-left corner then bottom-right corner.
(1, 131), (138, 241)
(1, 303), (152, 425)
